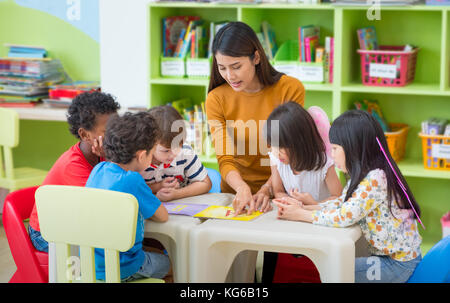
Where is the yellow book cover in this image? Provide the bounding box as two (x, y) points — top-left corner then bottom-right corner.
(193, 205), (263, 221)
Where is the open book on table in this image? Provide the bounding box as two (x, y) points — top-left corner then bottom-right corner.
(164, 203), (263, 221)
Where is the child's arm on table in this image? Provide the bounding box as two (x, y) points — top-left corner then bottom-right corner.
(149, 177), (179, 194)
(150, 203), (169, 222)
(271, 165), (289, 199)
(156, 175), (212, 202)
(289, 165), (343, 205)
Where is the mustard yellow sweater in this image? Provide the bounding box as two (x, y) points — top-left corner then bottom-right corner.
(206, 75), (305, 194)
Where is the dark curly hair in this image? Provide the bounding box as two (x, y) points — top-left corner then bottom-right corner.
(67, 91), (120, 139)
(103, 112), (161, 164)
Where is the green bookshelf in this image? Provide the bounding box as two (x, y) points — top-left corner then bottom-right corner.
(145, 2), (450, 251)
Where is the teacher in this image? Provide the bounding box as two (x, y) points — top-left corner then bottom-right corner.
(206, 21), (305, 215)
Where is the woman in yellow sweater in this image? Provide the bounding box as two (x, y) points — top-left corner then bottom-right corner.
(206, 21), (305, 216)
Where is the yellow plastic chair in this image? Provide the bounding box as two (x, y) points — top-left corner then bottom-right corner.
(35, 185), (164, 283)
(0, 108), (48, 191)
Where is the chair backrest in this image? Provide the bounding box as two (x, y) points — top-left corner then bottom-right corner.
(35, 185), (139, 283)
(2, 186), (48, 283)
(0, 108), (19, 180)
(206, 168), (221, 193)
(407, 236), (450, 283)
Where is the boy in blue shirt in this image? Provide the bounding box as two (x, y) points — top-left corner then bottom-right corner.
(85, 111), (171, 282)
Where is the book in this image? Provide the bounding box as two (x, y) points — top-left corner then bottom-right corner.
(5, 44), (48, 59)
(193, 205), (263, 221)
(207, 21), (229, 58)
(164, 202), (210, 216)
(261, 21), (277, 61)
(304, 35), (319, 62)
(315, 47), (325, 63)
(173, 28), (186, 58)
(357, 26), (378, 50)
(299, 25), (320, 62)
(162, 16), (200, 57)
(324, 37), (334, 83)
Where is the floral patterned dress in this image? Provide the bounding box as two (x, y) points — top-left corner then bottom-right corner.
(311, 169), (422, 261)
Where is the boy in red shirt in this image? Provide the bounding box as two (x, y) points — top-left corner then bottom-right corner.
(28, 91), (120, 252)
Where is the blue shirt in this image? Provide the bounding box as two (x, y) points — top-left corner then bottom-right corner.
(85, 162), (161, 280)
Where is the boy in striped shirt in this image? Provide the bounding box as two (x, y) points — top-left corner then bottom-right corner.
(142, 105), (212, 201)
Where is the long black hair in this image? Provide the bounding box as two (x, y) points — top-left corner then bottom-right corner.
(329, 110), (420, 218)
(208, 21), (283, 93)
(265, 101), (327, 172)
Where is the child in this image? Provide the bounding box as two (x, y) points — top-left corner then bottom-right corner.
(28, 91), (120, 252)
(141, 105), (212, 202)
(85, 112), (171, 282)
(273, 110), (423, 283)
(265, 101), (343, 206)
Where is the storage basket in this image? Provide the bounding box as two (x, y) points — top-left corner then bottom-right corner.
(272, 40), (324, 83)
(419, 133), (450, 171)
(160, 55), (185, 78)
(385, 123), (409, 162)
(357, 45), (419, 87)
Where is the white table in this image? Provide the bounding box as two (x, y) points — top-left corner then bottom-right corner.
(144, 192), (234, 282)
(189, 205), (362, 283)
(49, 192), (234, 283)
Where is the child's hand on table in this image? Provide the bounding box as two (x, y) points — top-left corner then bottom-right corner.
(156, 187), (178, 202)
(161, 177), (180, 189)
(273, 197), (313, 223)
(289, 189), (317, 205)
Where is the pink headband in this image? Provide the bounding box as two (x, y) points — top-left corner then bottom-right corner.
(376, 137), (425, 229)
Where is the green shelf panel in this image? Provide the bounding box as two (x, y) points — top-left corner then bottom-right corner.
(340, 9), (442, 87)
(445, 11), (450, 90)
(150, 77), (209, 87)
(149, 83), (206, 108)
(398, 158), (450, 180)
(340, 92), (450, 161)
(240, 7), (334, 47)
(341, 83), (450, 96)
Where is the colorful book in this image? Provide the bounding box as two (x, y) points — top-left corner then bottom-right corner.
(261, 21), (277, 61)
(315, 47), (325, 63)
(193, 205), (263, 221)
(325, 37), (334, 83)
(162, 16), (200, 57)
(173, 28), (186, 58)
(299, 25), (320, 62)
(164, 202), (210, 216)
(304, 35), (319, 62)
(357, 26), (378, 50)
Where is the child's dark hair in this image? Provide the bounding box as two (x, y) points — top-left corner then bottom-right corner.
(208, 21), (283, 92)
(103, 112), (161, 164)
(148, 105), (186, 148)
(329, 110), (421, 218)
(67, 91), (120, 139)
(265, 101), (327, 172)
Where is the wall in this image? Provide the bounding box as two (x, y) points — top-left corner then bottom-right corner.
(0, 0), (100, 170)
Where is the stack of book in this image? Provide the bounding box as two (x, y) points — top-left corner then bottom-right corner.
(0, 58), (65, 107)
(43, 81), (100, 108)
(5, 44), (48, 59)
(297, 25), (334, 83)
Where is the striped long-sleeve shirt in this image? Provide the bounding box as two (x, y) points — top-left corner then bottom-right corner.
(312, 169), (422, 262)
(141, 145), (207, 187)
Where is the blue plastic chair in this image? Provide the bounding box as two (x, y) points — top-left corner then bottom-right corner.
(407, 236), (450, 283)
(206, 168), (221, 193)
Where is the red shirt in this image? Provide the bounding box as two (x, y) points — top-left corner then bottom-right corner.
(29, 142), (99, 231)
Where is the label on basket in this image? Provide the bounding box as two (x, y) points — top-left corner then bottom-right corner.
(186, 60), (210, 77)
(273, 64), (298, 78)
(369, 63), (397, 79)
(297, 65), (323, 82)
(431, 144), (450, 159)
(161, 60), (184, 76)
